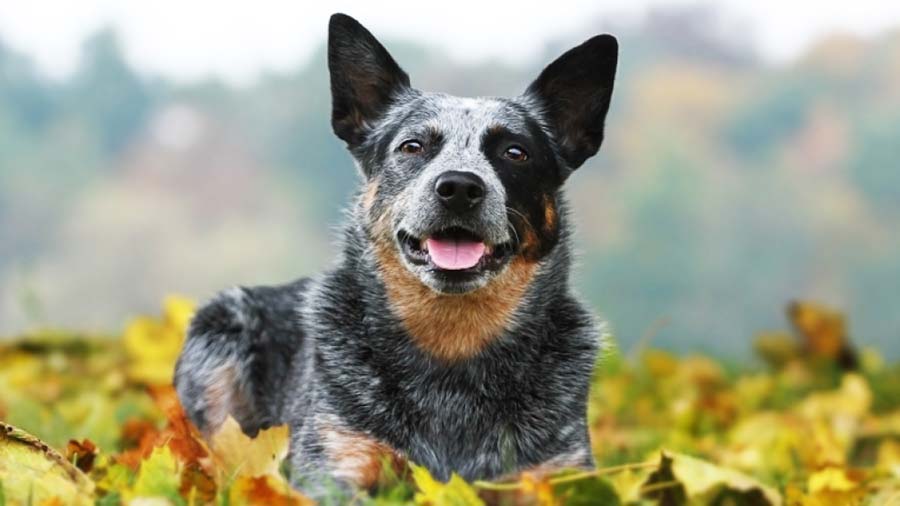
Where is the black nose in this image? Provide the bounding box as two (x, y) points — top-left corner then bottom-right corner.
(434, 171), (486, 214)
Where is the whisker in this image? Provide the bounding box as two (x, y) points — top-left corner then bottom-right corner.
(505, 205), (531, 246)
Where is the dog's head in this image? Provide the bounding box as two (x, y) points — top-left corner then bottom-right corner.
(328, 13), (617, 295)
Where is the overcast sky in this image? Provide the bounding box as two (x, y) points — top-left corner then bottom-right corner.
(1, 0), (899, 84)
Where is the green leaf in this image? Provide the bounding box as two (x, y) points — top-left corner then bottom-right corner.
(95, 491), (121, 506)
(553, 475), (620, 506)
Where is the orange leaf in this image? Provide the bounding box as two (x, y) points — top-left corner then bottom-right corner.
(230, 475), (312, 506)
(66, 439), (98, 473)
(148, 385), (209, 466)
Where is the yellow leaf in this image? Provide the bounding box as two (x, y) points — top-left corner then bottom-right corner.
(808, 467), (860, 494)
(0, 422), (94, 506)
(163, 295), (196, 334)
(128, 446), (181, 502)
(877, 440), (900, 479)
(208, 416), (289, 480)
(411, 464), (484, 506)
(521, 472), (555, 506)
(798, 374), (872, 420)
(805, 466), (867, 506)
(123, 296), (195, 386)
(644, 451), (782, 506)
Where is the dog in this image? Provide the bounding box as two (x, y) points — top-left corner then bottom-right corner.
(174, 12), (617, 498)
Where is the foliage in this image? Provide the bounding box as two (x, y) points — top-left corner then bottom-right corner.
(0, 298), (898, 505)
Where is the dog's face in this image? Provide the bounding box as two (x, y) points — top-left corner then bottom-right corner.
(328, 14), (617, 294)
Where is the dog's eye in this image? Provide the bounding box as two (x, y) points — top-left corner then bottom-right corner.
(399, 140), (424, 155)
(503, 145), (528, 162)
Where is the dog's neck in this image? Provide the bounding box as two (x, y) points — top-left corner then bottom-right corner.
(371, 237), (539, 361)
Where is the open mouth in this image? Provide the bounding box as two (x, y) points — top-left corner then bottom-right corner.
(398, 227), (513, 273)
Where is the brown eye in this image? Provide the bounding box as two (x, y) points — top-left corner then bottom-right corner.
(399, 140), (424, 154)
(503, 145), (528, 162)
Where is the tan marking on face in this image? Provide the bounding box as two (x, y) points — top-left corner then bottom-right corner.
(542, 194), (557, 235)
(361, 179), (380, 211)
(519, 221), (541, 262)
(319, 425), (405, 489)
(372, 224), (537, 361)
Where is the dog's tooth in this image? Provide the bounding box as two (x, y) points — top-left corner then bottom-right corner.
(421, 238), (428, 251)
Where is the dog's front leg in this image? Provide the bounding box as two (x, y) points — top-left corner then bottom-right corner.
(288, 410), (405, 502)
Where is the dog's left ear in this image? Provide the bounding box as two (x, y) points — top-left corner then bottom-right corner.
(328, 13), (411, 147)
(525, 35), (618, 170)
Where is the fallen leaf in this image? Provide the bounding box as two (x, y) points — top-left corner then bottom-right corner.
(124, 296), (195, 386)
(147, 385), (208, 466)
(229, 475), (312, 506)
(411, 464), (484, 506)
(805, 466), (868, 506)
(127, 446), (182, 504)
(521, 472), (555, 506)
(788, 301), (857, 369)
(118, 418), (162, 469)
(552, 473), (620, 506)
(208, 416), (289, 480)
(877, 440), (900, 479)
(0, 422), (94, 506)
(179, 462), (216, 503)
(642, 451), (782, 506)
(65, 439), (98, 474)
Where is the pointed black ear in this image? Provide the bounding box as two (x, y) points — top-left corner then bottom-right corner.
(526, 35), (618, 170)
(328, 13), (411, 147)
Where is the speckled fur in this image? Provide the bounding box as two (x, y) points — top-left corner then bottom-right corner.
(174, 13), (617, 500)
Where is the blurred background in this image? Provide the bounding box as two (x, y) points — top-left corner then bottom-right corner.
(1, 0), (898, 358)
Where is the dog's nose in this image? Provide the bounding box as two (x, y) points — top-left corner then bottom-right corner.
(434, 171), (486, 214)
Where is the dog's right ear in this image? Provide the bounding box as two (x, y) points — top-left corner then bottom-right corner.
(525, 34), (618, 172)
(328, 13), (411, 147)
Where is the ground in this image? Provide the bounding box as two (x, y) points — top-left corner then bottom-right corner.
(0, 296), (898, 505)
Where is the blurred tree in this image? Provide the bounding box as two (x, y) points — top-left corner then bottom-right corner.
(726, 80), (817, 161)
(848, 114), (900, 215)
(68, 28), (155, 154)
(0, 39), (55, 133)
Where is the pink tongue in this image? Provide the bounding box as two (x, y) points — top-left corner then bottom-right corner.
(425, 238), (486, 270)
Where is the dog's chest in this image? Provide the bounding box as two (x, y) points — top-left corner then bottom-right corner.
(370, 359), (543, 480)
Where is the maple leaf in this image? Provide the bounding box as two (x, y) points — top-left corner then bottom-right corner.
(147, 385), (209, 466)
(208, 415), (290, 480)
